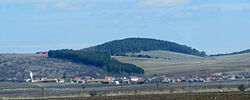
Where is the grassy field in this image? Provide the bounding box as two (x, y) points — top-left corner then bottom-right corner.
(113, 50), (250, 75)
(212, 53), (250, 62)
(137, 50), (207, 62)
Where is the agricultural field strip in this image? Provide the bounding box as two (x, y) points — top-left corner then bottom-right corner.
(113, 55), (250, 75)
(0, 81), (249, 99)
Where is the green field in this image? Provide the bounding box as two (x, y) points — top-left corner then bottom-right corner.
(113, 50), (250, 75)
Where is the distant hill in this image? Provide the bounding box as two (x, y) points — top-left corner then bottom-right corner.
(83, 38), (206, 57)
(1, 38), (250, 79)
(210, 49), (250, 56)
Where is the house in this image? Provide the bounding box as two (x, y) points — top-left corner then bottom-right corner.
(229, 75), (236, 80)
(31, 77), (41, 82)
(78, 80), (85, 84)
(197, 78), (204, 82)
(162, 77), (171, 83)
(71, 77), (82, 83)
(113, 81), (120, 85)
(205, 77), (211, 81)
(87, 79), (106, 84)
(152, 76), (158, 79)
(137, 79), (145, 84)
(121, 79), (131, 84)
(130, 76), (139, 82)
(105, 77), (114, 81)
(58, 78), (65, 83)
(176, 78), (181, 82)
(104, 77), (114, 84)
(181, 78), (187, 82)
(203, 73), (215, 77)
(41, 78), (58, 83)
(0, 78), (4, 82)
(85, 76), (93, 81)
(188, 78), (194, 82)
(214, 73), (222, 76)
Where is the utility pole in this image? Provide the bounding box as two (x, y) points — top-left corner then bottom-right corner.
(41, 87), (44, 97)
(82, 85), (85, 96)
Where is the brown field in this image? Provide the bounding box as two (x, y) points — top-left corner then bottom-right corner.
(49, 92), (249, 100)
(0, 80), (249, 99)
(113, 50), (250, 75)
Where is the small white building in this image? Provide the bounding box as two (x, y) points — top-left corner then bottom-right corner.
(130, 76), (139, 82)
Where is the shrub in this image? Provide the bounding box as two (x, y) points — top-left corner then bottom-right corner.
(238, 84), (246, 91)
(89, 91), (97, 97)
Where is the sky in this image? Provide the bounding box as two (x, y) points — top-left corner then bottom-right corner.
(0, 0), (250, 54)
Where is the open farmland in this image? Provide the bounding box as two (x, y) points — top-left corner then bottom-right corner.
(212, 53), (250, 62)
(59, 92), (249, 100)
(0, 80), (249, 99)
(113, 50), (250, 75)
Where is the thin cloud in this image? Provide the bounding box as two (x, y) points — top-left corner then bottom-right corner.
(1, 0), (96, 11)
(113, 20), (121, 24)
(138, 0), (190, 7)
(35, 4), (48, 12)
(187, 3), (250, 11)
(152, 3), (250, 19)
(53, 2), (96, 10)
(54, 2), (79, 10)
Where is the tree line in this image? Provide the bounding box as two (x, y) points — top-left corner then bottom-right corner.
(48, 49), (144, 74)
(210, 49), (250, 56)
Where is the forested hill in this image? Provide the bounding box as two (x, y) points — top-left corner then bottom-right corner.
(210, 49), (250, 56)
(83, 38), (206, 57)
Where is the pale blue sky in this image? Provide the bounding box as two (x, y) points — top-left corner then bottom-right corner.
(0, 0), (250, 54)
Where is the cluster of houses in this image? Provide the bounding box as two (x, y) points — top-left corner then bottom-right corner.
(162, 72), (247, 83)
(25, 76), (146, 85)
(24, 71), (248, 85)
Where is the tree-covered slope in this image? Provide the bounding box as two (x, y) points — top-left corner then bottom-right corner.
(210, 49), (250, 56)
(48, 49), (144, 74)
(83, 38), (206, 57)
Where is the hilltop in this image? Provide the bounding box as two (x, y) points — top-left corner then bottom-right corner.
(83, 38), (206, 57)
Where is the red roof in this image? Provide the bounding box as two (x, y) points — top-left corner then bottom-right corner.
(44, 78), (57, 81)
(203, 73), (215, 76)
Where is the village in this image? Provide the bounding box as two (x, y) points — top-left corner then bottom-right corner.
(24, 70), (248, 85)
(22, 51), (247, 85)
